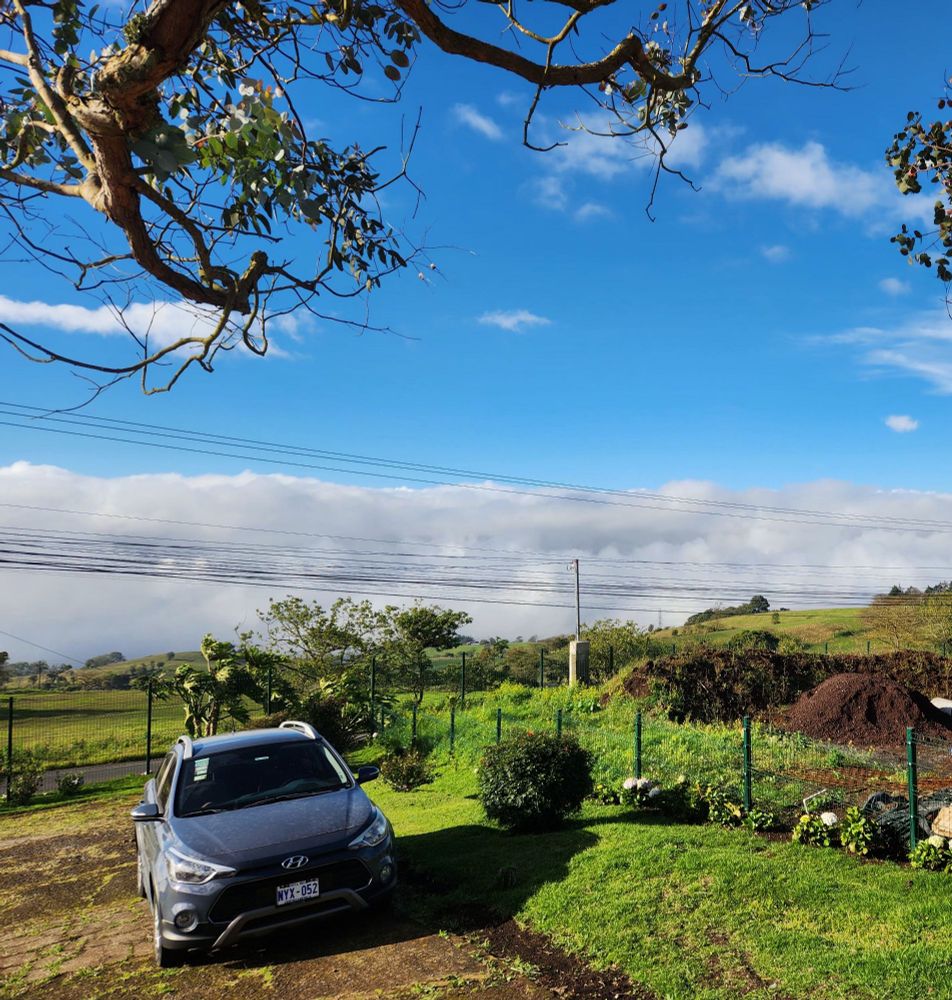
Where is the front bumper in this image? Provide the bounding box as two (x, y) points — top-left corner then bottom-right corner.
(156, 844), (395, 953)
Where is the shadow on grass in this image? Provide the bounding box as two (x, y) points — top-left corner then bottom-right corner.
(395, 819), (601, 932)
(203, 816), (602, 970)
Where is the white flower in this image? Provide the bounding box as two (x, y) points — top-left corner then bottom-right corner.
(647, 787), (661, 800)
(927, 834), (946, 849)
(820, 811), (838, 827)
(622, 777), (638, 790)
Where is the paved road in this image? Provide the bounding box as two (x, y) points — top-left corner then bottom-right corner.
(37, 759), (151, 793)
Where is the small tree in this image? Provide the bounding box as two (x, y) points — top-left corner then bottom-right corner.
(159, 634), (265, 737)
(383, 604), (472, 703)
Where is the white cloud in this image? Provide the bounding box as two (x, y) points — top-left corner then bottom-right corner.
(477, 309), (551, 333)
(712, 141), (888, 218)
(885, 414), (919, 433)
(824, 308), (952, 393)
(530, 175), (568, 212)
(6, 463), (952, 659)
(761, 244), (791, 263)
(0, 293), (292, 358)
(527, 119), (708, 218)
(0, 293), (220, 348)
(879, 277), (911, 296)
(452, 103), (503, 141)
(574, 202), (613, 223)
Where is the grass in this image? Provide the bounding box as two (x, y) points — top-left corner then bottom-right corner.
(2, 701), (949, 1000)
(374, 765), (952, 1000)
(655, 607), (906, 655)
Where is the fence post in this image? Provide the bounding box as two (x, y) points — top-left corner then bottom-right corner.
(496, 708), (502, 744)
(907, 727), (918, 854)
(5, 697), (12, 804)
(824, 642), (829, 655)
(460, 651), (466, 709)
(450, 706), (456, 754)
(556, 709), (563, 737)
(608, 644), (614, 677)
(671, 643), (675, 655)
(145, 680), (154, 774)
(866, 640), (871, 655)
(539, 648), (545, 689)
(266, 663), (273, 715)
(411, 704), (418, 745)
(379, 704), (385, 734)
(635, 711), (642, 779)
(742, 716), (752, 813)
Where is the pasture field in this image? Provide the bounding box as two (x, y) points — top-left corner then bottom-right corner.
(655, 606), (890, 653)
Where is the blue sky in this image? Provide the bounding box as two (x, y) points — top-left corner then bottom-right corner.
(1, 2), (949, 490)
(3, 2), (952, 657)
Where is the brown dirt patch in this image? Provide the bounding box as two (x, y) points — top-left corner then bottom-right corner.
(779, 672), (952, 746)
(480, 920), (656, 1000)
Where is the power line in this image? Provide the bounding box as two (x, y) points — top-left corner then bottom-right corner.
(0, 627), (84, 664)
(4, 401), (952, 533)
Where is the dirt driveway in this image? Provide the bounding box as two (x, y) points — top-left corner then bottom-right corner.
(0, 795), (648, 1000)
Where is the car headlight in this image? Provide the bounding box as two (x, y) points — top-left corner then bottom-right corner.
(166, 848), (236, 885)
(348, 808), (389, 850)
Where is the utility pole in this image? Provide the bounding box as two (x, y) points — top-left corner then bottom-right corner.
(568, 558), (588, 685)
(573, 558), (581, 641)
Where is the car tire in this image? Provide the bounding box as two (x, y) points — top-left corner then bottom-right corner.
(153, 897), (186, 968)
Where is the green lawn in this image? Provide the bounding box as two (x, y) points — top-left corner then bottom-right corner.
(374, 765), (952, 1000)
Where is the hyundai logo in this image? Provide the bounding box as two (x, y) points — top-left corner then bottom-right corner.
(281, 855), (309, 870)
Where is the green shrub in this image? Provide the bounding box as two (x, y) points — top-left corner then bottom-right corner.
(6, 750), (43, 806)
(380, 748), (434, 792)
(654, 776), (706, 822)
(56, 773), (85, 797)
(909, 836), (952, 871)
(726, 630), (779, 653)
(590, 781), (620, 805)
(792, 812), (838, 848)
(494, 681), (534, 704)
(742, 807), (777, 832)
(620, 777), (659, 807)
(696, 783), (745, 827)
(840, 807), (878, 856)
(478, 731), (593, 831)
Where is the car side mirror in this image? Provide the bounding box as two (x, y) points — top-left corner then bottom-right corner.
(131, 802), (162, 822)
(356, 765), (379, 785)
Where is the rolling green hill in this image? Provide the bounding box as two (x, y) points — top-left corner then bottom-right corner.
(654, 606), (891, 654)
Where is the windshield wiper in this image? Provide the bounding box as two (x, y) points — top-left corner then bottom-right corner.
(235, 785), (347, 809)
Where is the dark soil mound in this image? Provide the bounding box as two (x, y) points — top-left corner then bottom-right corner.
(782, 672), (952, 746)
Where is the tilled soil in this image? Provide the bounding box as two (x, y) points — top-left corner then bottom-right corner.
(0, 796), (654, 1000)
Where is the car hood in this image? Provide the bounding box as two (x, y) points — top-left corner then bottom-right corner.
(172, 786), (375, 864)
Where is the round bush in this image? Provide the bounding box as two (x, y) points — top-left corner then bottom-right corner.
(380, 747), (434, 792)
(477, 731), (593, 832)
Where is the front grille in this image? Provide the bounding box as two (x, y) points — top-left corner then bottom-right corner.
(209, 859), (371, 923)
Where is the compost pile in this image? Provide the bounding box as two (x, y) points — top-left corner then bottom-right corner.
(782, 672), (952, 746)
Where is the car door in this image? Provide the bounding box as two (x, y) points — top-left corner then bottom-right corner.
(137, 751), (177, 894)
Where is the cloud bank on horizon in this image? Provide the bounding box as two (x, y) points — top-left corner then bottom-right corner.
(3, 462), (952, 663)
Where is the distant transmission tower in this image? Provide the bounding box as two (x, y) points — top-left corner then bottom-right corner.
(657, 610), (662, 629)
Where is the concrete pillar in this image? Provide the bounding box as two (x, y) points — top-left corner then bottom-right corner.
(569, 640), (590, 686)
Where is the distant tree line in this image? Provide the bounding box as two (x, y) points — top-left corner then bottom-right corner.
(684, 595), (770, 627)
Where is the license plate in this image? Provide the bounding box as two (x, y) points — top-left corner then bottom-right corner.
(276, 878), (320, 906)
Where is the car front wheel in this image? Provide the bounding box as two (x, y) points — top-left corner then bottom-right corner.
(152, 897), (186, 968)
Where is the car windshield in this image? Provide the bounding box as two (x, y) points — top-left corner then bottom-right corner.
(175, 739), (351, 817)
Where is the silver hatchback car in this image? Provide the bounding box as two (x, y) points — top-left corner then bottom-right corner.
(132, 721), (396, 966)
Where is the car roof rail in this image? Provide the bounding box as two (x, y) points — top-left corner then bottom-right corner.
(279, 720), (319, 740)
(176, 734), (194, 759)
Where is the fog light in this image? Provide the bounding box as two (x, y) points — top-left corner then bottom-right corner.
(173, 908), (199, 931)
(379, 863), (394, 884)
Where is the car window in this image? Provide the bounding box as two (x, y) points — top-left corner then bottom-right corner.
(154, 752), (177, 810)
(174, 740), (351, 817)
